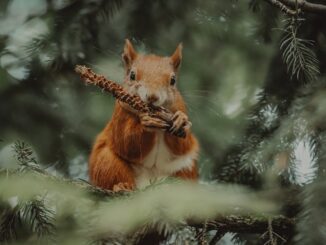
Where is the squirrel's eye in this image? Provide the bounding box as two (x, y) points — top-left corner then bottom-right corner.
(170, 76), (176, 86)
(130, 71), (136, 81)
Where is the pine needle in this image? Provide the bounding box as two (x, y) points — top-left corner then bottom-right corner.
(280, 18), (319, 82)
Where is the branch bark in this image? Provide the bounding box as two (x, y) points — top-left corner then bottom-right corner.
(192, 215), (295, 243)
(202, 215), (294, 235)
(281, 0), (326, 14)
(265, 0), (298, 15)
(265, 0), (326, 15)
(75, 65), (187, 138)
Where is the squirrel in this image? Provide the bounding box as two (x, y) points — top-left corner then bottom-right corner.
(89, 39), (199, 191)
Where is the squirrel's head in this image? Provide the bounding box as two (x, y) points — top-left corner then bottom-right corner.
(122, 39), (182, 108)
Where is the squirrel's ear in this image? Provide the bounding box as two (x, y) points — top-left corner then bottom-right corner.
(170, 43), (183, 71)
(122, 39), (137, 69)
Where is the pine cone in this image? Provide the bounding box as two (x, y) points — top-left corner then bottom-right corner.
(75, 65), (186, 138)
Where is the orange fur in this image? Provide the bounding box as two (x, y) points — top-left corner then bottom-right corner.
(89, 40), (199, 190)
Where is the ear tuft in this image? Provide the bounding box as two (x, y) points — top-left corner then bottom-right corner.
(122, 39), (137, 69)
(171, 43), (183, 71)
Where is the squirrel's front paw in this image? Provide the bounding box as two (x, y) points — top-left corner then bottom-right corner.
(169, 111), (192, 134)
(140, 112), (169, 131)
(113, 182), (134, 192)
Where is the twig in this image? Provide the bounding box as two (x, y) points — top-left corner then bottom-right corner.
(191, 215), (295, 238)
(264, 0), (298, 15)
(265, 0), (326, 15)
(280, 0), (326, 14)
(197, 220), (208, 245)
(260, 217), (287, 244)
(75, 65), (187, 138)
(267, 218), (276, 245)
(209, 229), (226, 245)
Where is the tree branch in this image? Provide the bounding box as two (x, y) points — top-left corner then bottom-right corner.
(0, 167), (116, 199)
(0, 166), (296, 243)
(192, 215), (295, 237)
(264, 0), (298, 15)
(280, 0), (326, 14)
(265, 0), (326, 15)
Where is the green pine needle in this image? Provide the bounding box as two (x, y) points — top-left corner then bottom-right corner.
(280, 18), (319, 82)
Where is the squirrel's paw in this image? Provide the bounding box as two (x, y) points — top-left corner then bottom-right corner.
(113, 182), (134, 192)
(140, 112), (169, 131)
(169, 111), (192, 134)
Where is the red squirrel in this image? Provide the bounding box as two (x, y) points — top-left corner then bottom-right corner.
(89, 39), (199, 191)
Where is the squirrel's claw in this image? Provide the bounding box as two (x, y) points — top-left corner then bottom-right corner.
(113, 182), (134, 192)
(170, 111), (191, 134)
(140, 113), (169, 131)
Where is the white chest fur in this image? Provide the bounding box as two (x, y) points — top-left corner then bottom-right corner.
(134, 132), (196, 188)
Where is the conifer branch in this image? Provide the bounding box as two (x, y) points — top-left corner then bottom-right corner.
(0, 205), (22, 242)
(21, 199), (56, 240)
(198, 215), (295, 241)
(75, 65), (187, 138)
(264, 0), (298, 15)
(0, 163), (296, 243)
(265, 0), (326, 15)
(280, 18), (319, 81)
(280, 0), (326, 14)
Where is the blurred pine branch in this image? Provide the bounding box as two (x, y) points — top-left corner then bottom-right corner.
(0, 141), (295, 244)
(280, 18), (319, 82)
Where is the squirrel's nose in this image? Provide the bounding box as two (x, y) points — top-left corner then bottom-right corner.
(147, 94), (159, 104)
